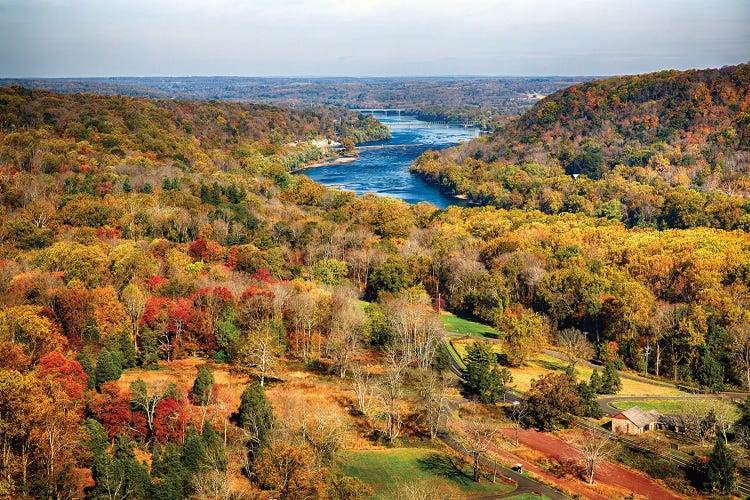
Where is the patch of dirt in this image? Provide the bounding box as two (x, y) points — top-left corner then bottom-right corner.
(498, 428), (683, 500)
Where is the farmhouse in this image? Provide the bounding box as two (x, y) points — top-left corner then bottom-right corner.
(611, 406), (661, 435)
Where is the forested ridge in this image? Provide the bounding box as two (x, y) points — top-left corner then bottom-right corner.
(0, 86), (389, 176)
(412, 63), (750, 230)
(0, 76), (585, 127)
(0, 83), (749, 498)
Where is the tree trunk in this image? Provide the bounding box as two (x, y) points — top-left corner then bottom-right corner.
(473, 451), (481, 482)
(655, 343), (661, 377)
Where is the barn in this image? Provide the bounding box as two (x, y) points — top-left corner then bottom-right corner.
(611, 406), (661, 435)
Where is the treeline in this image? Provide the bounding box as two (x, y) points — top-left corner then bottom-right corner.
(1, 76), (585, 121)
(412, 63), (750, 230)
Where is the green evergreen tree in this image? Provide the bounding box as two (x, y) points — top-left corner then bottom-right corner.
(191, 366), (215, 406)
(365, 304), (393, 348)
(589, 369), (602, 394)
(698, 347), (724, 392)
(704, 435), (737, 495)
(465, 340), (512, 403)
(215, 308), (240, 362)
(92, 435), (150, 500)
(364, 257), (407, 300)
(117, 330), (138, 368)
(238, 382), (275, 458)
(77, 351), (97, 389)
(95, 349), (123, 388)
(600, 360), (622, 394)
(82, 317), (101, 345)
(180, 429), (207, 473)
(123, 178), (133, 193)
(151, 443), (190, 499)
(576, 381), (604, 418)
(83, 418), (109, 459)
(138, 329), (160, 368)
(202, 422), (227, 471)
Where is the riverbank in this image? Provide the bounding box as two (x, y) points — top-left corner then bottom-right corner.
(292, 155), (358, 173)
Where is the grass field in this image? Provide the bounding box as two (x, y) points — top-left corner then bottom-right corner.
(449, 339), (681, 396)
(337, 448), (515, 499)
(450, 337), (504, 359)
(440, 312), (500, 338)
(611, 399), (739, 418)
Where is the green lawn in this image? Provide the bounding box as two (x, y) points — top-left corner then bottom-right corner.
(337, 448), (515, 499)
(611, 399), (739, 418)
(440, 312), (499, 338)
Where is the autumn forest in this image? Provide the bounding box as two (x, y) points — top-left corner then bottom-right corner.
(1, 63), (749, 499)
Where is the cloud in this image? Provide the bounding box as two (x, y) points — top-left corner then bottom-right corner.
(0, 0), (748, 76)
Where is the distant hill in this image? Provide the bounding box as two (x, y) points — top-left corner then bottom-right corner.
(0, 76), (588, 127)
(0, 86), (389, 174)
(413, 64), (750, 229)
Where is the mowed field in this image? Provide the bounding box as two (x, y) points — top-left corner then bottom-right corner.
(337, 447), (515, 499)
(611, 399), (740, 418)
(440, 312), (500, 338)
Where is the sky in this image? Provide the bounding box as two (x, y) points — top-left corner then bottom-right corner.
(1, 0), (748, 77)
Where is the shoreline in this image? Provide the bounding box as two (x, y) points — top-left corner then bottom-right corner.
(292, 155), (358, 173)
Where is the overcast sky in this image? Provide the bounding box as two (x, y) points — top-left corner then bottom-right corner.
(1, 0), (748, 77)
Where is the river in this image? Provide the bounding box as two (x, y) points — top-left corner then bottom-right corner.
(301, 115), (480, 209)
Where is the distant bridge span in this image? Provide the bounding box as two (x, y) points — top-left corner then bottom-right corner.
(353, 108), (406, 116)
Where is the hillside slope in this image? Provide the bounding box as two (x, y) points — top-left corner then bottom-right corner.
(0, 86), (389, 175)
(413, 64), (750, 229)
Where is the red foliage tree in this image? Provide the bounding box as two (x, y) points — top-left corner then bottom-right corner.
(187, 287), (234, 354)
(53, 286), (95, 346)
(152, 397), (188, 443)
(251, 268), (276, 284)
(188, 238), (207, 260)
(36, 351), (88, 403)
(88, 381), (140, 440)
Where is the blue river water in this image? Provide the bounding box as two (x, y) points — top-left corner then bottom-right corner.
(301, 116), (480, 209)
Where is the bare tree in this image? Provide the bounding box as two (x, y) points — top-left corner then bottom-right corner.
(730, 324), (750, 391)
(649, 302), (679, 377)
(190, 469), (231, 500)
(378, 357), (405, 442)
(240, 322), (282, 387)
(351, 362), (376, 416)
(508, 401), (528, 447)
(382, 292), (444, 370)
(121, 283), (147, 352)
(416, 369), (452, 439)
(299, 403), (349, 466)
(556, 327), (593, 369)
(571, 429), (613, 484)
(460, 422), (497, 483)
(129, 379), (170, 435)
(681, 398), (715, 447)
(285, 290), (325, 362)
(711, 400), (734, 445)
(325, 289), (365, 378)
